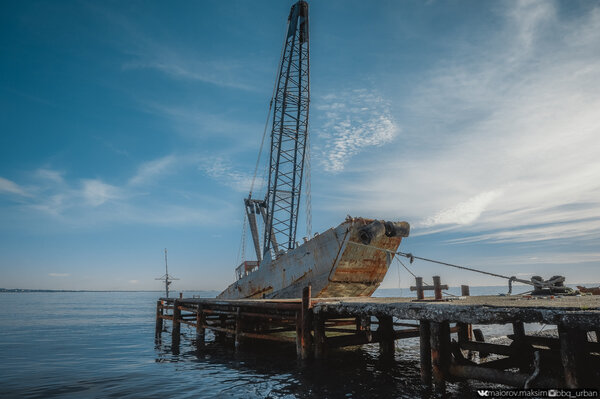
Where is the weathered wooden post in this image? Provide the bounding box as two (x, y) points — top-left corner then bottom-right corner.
(511, 321), (530, 373)
(196, 306), (205, 347)
(411, 277), (448, 300)
(457, 285), (472, 343)
(415, 277), (424, 300)
(558, 324), (588, 388)
(235, 307), (243, 351)
(296, 285), (312, 360)
(420, 320), (432, 385)
(430, 321), (451, 394)
(460, 285), (470, 296)
(172, 299), (181, 352)
(378, 315), (395, 357)
(155, 300), (163, 338)
(433, 276), (443, 301)
(215, 315), (226, 342)
(313, 311), (327, 359)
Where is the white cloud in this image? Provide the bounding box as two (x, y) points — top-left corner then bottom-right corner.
(0, 177), (30, 197)
(319, 2), (600, 246)
(199, 156), (258, 193)
(314, 89), (399, 173)
(129, 155), (176, 186)
(81, 179), (120, 206)
(421, 190), (503, 227)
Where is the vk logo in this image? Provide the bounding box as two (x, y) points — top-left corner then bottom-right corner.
(477, 390), (490, 397)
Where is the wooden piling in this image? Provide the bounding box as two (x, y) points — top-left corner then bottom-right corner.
(298, 286), (312, 360)
(430, 321), (451, 394)
(196, 306), (205, 347)
(155, 300), (163, 338)
(172, 299), (181, 351)
(314, 312), (327, 359)
(558, 324), (588, 388)
(378, 315), (395, 357)
(433, 276), (442, 300)
(460, 285), (470, 296)
(415, 277), (424, 300)
(420, 320), (432, 385)
(235, 308), (243, 350)
(457, 285), (472, 344)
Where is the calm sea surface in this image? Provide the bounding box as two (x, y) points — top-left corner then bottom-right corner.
(0, 287), (549, 398)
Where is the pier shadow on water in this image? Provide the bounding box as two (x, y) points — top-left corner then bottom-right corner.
(155, 327), (483, 398)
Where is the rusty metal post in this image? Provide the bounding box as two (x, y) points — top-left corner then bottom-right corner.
(155, 300), (163, 338)
(235, 308), (243, 351)
(378, 315), (395, 357)
(433, 276), (442, 300)
(558, 324), (588, 388)
(420, 320), (432, 386)
(416, 277), (424, 300)
(430, 321), (450, 394)
(196, 306), (205, 347)
(172, 300), (181, 352)
(314, 311), (327, 359)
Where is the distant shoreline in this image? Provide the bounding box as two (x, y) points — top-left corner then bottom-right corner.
(0, 288), (220, 293)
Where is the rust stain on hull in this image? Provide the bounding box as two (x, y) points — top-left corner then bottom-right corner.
(217, 217), (410, 300)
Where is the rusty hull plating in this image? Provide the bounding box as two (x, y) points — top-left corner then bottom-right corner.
(217, 217), (410, 299)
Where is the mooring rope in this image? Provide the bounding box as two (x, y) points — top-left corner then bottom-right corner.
(348, 241), (534, 288)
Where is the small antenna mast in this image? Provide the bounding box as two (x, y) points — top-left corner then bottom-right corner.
(155, 248), (179, 298)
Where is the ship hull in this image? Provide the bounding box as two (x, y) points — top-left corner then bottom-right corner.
(217, 217), (409, 299)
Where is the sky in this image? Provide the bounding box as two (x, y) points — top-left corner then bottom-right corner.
(1, 0), (599, 291)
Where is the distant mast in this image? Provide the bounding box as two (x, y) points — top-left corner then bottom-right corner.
(155, 248), (178, 298)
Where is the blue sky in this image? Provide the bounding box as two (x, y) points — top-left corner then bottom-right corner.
(1, 0), (599, 291)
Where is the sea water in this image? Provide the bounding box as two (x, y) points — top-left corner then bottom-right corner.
(0, 287), (550, 398)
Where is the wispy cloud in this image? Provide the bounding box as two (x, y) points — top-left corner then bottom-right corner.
(0, 177), (30, 197)
(81, 179), (121, 206)
(421, 190), (503, 227)
(321, 1), (600, 245)
(314, 89), (399, 173)
(129, 155), (177, 186)
(199, 156), (258, 193)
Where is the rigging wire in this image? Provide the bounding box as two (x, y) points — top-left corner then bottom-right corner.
(304, 132), (312, 238)
(248, 18), (291, 198)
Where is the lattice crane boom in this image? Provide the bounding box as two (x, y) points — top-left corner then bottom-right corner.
(262, 0), (310, 258)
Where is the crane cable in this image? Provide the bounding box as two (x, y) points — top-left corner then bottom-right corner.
(248, 18), (291, 198)
(349, 241), (534, 290)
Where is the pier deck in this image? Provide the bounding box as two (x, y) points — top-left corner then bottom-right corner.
(156, 290), (600, 391)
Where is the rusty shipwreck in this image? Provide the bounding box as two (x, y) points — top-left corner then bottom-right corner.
(217, 1), (410, 300)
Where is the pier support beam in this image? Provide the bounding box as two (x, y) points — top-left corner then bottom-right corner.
(235, 308), (243, 351)
(420, 320), (432, 386)
(215, 315), (227, 342)
(196, 306), (205, 347)
(511, 321), (532, 373)
(378, 315), (395, 357)
(172, 300), (181, 353)
(457, 285), (472, 345)
(314, 312), (327, 359)
(155, 300), (163, 339)
(430, 321), (451, 394)
(559, 324), (588, 388)
(296, 286), (312, 360)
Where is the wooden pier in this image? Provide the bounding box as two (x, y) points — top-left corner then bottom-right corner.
(156, 286), (600, 391)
